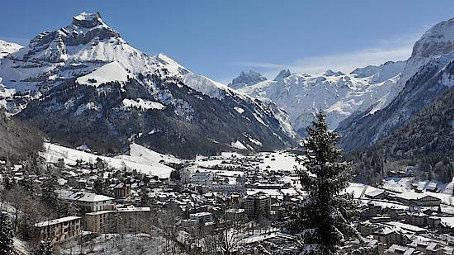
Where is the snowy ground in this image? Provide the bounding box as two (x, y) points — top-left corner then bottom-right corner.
(193, 150), (301, 173)
(58, 233), (185, 255)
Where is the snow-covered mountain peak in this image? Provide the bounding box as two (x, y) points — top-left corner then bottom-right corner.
(9, 12), (123, 64)
(72, 12), (105, 28)
(412, 17), (454, 59)
(0, 40), (22, 59)
(274, 69), (291, 81)
(0, 11), (191, 91)
(228, 70), (267, 89)
(324, 69), (344, 77)
(350, 60), (405, 83)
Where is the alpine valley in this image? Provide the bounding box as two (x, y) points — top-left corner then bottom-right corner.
(2, 7), (454, 255)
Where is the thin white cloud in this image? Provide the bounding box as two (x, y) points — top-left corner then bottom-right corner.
(291, 46), (412, 74)
(231, 32), (422, 80)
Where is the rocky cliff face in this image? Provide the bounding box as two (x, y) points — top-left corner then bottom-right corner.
(228, 70), (267, 89)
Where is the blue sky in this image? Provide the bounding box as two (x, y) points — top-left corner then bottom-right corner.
(1, 0), (454, 83)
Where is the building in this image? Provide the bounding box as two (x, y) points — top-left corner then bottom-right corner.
(409, 240), (444, 255)
(373, 227), (406, 247)
(210, 176), (246, 194)
(389, 193), (441, 207)
(189, 212), (213, 224)
(85, 210), (110, 233)
(244, 192), (271, 219)
(365, 190), (388, 200)
(33, 216), (81, 245)
(85, 207), (152, 234)
(225, 208), (247, 222)
(113, 183), (131, 199)
(111, 207), (152, 233)
(58, 190), (115, 213)
(190, 171), (213, 186)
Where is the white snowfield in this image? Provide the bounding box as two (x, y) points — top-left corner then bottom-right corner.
(0, 40), (22, 59)
(231, 140), (248, 150)
(42, 142), (180, 178)
(76, 61), (129, 86)
(0, 40), (23, 110)
(122, 98), (165, 111)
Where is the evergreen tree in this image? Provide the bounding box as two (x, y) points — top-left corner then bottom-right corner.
(296, 112), (360, 254)
(41, 176), (58, 209)
(0, 212), (14, 255)
(140, 186), (150, 206)
(93, 178), (105, 195)
(35, 240), (53, 255)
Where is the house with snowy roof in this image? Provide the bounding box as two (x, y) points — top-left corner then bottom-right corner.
(389, 192), (441, 207)
(57, 190), (115, 213)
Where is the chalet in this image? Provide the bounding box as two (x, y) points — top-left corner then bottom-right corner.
(389, 193), (441, 207)
(426, 182), (438, 192)
(113, 182), (131, 199)
(365, 189), (388, 200)
(373, 227), (406, 246)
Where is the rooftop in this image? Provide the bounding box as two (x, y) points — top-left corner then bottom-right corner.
(58, 190), (114, 203)
(35, 216), (81, 227)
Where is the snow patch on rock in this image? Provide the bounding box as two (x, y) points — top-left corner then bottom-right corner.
(76, 61), (129, 86)
(122, 98), (165, 111)
(231, 140), (247, 150)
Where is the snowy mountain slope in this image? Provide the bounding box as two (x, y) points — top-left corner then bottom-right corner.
(0, 40), (22, 59)
(238, 61), (405, 134)
(42, 142), (177, 178)
(338, 17), (454, 151)
(0, 12), (297, 158)
(0, 40), (22, 109)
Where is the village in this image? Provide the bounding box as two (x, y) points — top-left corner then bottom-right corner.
(1, 144), (454, 255)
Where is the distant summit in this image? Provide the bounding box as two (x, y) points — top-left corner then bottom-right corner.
(72, 12), (104, 28)
(0, 40), (22, 59)
(323, 69), (344, 77)
(228, 70), (267, 89)
(274, 69), (291, 81)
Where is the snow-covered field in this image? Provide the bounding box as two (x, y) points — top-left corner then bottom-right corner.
(194, 151), (301, 172)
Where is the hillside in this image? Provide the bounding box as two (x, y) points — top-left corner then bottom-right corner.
(0, 109), (43, 161)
